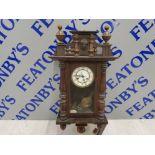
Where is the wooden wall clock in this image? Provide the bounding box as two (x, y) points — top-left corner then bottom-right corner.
(50, 25), (117, 135)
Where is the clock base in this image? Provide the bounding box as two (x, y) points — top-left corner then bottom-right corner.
(56, 113), (108, 135)
(93, 123), (107, 135)
(77, 125), (86, 133)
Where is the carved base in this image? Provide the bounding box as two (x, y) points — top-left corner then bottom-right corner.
(77, 126), (86, 133)
(60, 124), (66, 130)
(93, 123), (107, 135)
(76, 123), (87, 133)
(56, 113), (108, 135)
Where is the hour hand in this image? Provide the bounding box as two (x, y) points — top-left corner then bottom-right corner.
(76, 74), (81, 79)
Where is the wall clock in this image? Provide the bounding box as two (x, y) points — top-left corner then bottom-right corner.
(50, 25), (117, 134)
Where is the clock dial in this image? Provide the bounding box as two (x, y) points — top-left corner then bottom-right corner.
(71, 66), (94, 88)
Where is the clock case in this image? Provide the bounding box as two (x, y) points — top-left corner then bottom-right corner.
(50, 26), (117, 134)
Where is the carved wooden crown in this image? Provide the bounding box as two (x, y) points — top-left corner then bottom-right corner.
(55, 25), (112, 57)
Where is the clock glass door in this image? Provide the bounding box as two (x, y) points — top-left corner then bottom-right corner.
(70, 66), (95, 114)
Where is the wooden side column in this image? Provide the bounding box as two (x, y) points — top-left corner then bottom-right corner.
(102, 43), (112, 56)
(89, 34), (95, 56)
(97, 62), (108, 119)
(59, 61), (68, 120)
(56, 43), (66, 56)
(73, 34), (80, 56)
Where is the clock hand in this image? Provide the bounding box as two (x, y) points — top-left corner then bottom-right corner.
(76, 74), (81, 78)
(81, 73), (89, 81)
(76, 73), (84, 78)
(83, 78), (86, 82)
(81, 72), (85, 78)
(80, 74), (86, 82)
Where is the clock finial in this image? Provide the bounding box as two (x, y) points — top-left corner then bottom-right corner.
(102, 26), (111, 44)
(56, 25), (65, 43)
(58, 25), (62, 31)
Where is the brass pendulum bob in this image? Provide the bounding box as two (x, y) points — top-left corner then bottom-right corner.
(80, 96), (92, 108)
(56, 25), (65, 43)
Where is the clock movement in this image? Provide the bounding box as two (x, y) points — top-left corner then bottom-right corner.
(50, 25), (117, 134)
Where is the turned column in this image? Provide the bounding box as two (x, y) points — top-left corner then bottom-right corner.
(97, 62), (107, 119)
(59, 62), (67, 120)
(73, 34), (80, 56)
(89, 34), (95, 56)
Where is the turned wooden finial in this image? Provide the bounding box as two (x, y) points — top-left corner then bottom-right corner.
(56, 25), (65, 43)
(102, 26), (111, 44)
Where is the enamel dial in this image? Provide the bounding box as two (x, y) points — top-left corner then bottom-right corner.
(71, 66), (94, 88)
